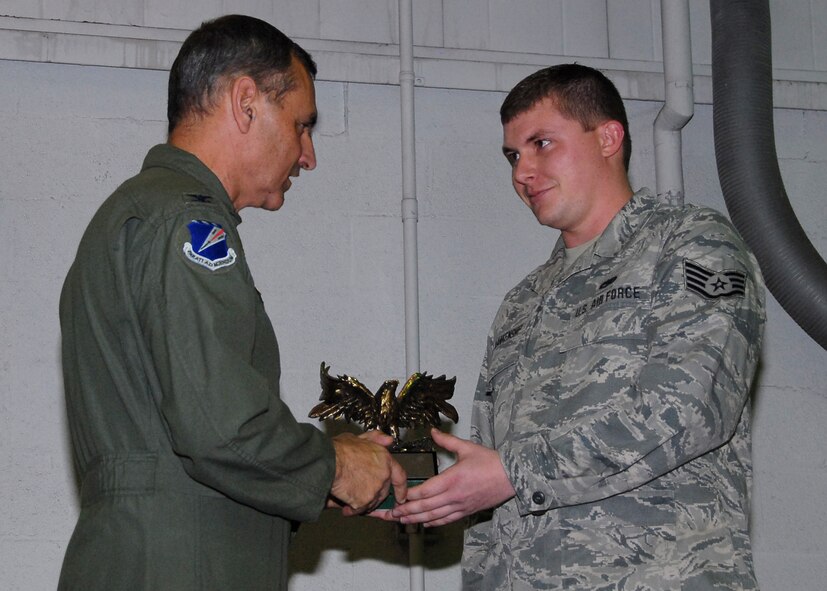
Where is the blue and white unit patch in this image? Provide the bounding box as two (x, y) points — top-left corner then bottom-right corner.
(183, 220), (237, 271)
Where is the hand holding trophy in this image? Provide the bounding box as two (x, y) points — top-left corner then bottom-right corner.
(310, 362), (458, 509)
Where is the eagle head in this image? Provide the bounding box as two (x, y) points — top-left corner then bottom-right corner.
(376, 379), (400, 439)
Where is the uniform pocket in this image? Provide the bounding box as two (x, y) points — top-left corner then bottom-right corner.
(556, 297), (650, 354)
(487, 360), (518, 395)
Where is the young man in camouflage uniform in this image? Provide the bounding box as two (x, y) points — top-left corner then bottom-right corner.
(58, 15), (405, 591)
(392, 64), (766, 590)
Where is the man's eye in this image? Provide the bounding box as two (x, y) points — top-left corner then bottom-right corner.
(505, 152), (519, 166)
(536, 139), (550, 149)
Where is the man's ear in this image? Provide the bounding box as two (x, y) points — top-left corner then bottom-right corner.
(598, 120), (625, 159)
(231, 76), (259, 133)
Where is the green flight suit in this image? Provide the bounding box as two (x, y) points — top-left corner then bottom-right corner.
(58, 144), (335, 590)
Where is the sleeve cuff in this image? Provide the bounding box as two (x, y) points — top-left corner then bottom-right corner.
(498, 438), (557, 515)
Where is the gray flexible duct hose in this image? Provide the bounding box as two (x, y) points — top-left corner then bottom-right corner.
(711, 0), (827, 350)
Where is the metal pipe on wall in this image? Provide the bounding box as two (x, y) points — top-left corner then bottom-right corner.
(398, 0), (426, 590)
(399, 0), (419, 378)
(654, 0), (694, 205)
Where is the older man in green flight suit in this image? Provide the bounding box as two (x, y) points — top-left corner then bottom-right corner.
(58, 15), (406, 591)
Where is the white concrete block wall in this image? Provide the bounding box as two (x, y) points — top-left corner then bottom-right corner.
(142, 0), (225, 30)
(272, 2), (322, 41)
(488, 0), (563, 55)
(688, 0), (712, 66)
(0, 60), (170, 590)
(814, 2), (827, 70)
(1, 1), (827, 590)
(608, 0), (658, 61)
(318, 0), (444, 46)
(320, 0), (396, 44)
(0, 0), (825, 80)
(443, 0), (489, 50)
(0, 0), (39, 19)
(562, 0), (609, 59)
(771, 0), (815, 70)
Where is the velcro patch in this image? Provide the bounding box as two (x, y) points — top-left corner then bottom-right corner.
(182, 220), (237, 271)
(684, 259), (746, 299)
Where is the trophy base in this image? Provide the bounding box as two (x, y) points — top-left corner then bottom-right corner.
(378, 450), (437, 510)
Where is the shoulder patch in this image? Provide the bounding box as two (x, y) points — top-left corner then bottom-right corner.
(182, 220), (237, 271)
(684, 258), (746, 299)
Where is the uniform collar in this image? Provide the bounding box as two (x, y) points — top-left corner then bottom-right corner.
(528, 187), (657, 293)
(142, 144), (241, 223)
(593, 187), (657, 259)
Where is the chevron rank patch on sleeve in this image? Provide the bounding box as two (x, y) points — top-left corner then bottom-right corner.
(683, 258), (746, 299)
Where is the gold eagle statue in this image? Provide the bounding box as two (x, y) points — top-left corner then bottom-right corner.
(309, 362), (458, 442)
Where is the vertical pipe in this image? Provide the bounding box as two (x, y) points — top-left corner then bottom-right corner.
(654, 0), (694, 205)
(399, 0), (420, 377)
(398, 1), (426, 590)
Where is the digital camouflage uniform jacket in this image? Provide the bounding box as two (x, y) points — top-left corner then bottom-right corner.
(463, 189), (766, 590)
(58, 144), (335, 591)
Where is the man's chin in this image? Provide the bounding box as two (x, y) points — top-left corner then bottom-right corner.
(257, 191), (285, 211)
(264, 197), (285, 211)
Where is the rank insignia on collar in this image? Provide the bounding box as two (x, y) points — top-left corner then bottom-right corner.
(187, 194), (212, 203)
(183, 220), (237, 271)
(684, 259), (746, 299)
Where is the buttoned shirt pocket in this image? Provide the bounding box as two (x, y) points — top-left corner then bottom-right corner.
(555, 297), (650, 392)
(556, 291), (651, 353)
(517, 297), (651, 437)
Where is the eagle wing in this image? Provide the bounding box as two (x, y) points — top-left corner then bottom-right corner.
(396, 372), (458, 429)
(309, 362), (380, 430)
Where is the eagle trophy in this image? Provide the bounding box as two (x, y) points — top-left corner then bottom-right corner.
(309, 362), (458, 446)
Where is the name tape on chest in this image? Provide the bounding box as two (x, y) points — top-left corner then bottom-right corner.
(494, 324), (524, 348)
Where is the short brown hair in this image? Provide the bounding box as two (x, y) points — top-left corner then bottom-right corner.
(501, 64), (631, 171)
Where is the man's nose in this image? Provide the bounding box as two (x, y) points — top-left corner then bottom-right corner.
(512, 154), (535, 184)
(299, 133), (316, 171)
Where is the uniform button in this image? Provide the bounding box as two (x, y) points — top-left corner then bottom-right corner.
(532, 491), (545, 505)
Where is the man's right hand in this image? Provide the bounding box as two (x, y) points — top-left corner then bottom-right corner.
(329, 431), (407, 516)
(390, 429), (515, 527)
